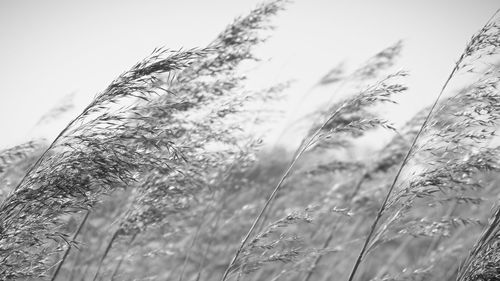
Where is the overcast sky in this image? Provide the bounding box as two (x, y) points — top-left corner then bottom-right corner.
(0, 0), (498, 149)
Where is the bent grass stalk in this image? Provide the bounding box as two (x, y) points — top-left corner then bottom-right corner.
(220, 103), (350, 281)
(221, 70), (407, 280)
(91, 231), (119, 281)
(109, 233), (137, 281)
(346, 57), (460, 281)
(346, 10), (500, 280)
(50, 210), (90, 281)
(0, 48), (206, 279)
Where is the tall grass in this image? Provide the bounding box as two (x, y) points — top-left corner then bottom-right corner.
(344, 10), (500, 281)
(2, 2), (500, 281)
(0, 48), (206, 280)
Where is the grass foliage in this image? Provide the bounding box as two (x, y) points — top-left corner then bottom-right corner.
(1, 2), (500, 281)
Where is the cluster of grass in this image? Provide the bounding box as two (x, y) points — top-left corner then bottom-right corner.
(1, 1), (500, 281)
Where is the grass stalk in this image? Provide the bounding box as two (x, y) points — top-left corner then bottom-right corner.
(346, 64), (459, 281)
(92, 231), (119, 281)
(109, 233), (137, 281)
(50, 210), (90, 281)
(220, 104), (349, 281)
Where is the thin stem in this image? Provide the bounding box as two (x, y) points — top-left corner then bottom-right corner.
(457, 206), (500, 281)
(109, 255), (124, 281)
(50, 210), (90, 281)
(110, 233), (137, 281)
(92, 231), (119, 281)
(346, 62), (461, 281)
(220, 105), (346, 281)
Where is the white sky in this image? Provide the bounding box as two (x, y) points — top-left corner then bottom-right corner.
(0, 0), (498, 149)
